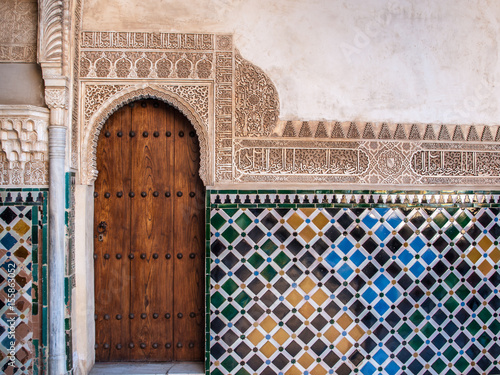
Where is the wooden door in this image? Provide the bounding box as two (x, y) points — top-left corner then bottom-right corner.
(94, 99), (205, 362)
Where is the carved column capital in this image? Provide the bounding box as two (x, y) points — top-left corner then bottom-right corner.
(45, 88), (69, 110)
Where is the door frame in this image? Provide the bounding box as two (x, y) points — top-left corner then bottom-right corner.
(74, 87), (211, 370)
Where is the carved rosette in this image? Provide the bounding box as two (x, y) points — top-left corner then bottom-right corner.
(235, 51), (279, 137)
(81, 84), (210, 186)
(0, 106), (50, 186)
(45, 88), (69, 109)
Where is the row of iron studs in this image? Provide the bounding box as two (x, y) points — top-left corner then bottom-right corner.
(94, 191), (196, 198)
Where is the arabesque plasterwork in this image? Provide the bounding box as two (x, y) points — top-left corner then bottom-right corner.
(0, 105), (49, 185)
(79, 31), (500, 188)
(0, 0), (37, 62)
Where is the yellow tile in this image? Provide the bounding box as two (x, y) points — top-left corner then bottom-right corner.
(298, 352), (315, 369)
(337, 337), (352, 354)
(299, 225), (317, 243)
(273, 328), (289, 345)
(467, 248), (482, 263)
(286, 290), (303, 306)
(323, 326), (340, 342)
(312, 213), (329, 230)
(260, 341), (277, 357)
(310, 364), (328, 375)
(285, 366), (302, 375)
(299, 302), (316, 319)
(287, 213), (304, 230)
(337, 313), (353, 330)
(478, 236), (493, 251)
(0, 224), (4, 233)
(311, 289), (328, 305)
(13, 219), (30, 237)
(247, 329), (265, 346)
(490, 248), (500, 263)
(261, 316), (277, 332)
(300, 208), (316, 217)
(349, 325), (365, 341)
(300, 277), (316, 294)
(478, 260), (493, 276)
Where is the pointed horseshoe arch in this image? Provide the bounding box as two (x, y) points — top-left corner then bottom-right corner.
(81, 85), (211, 186)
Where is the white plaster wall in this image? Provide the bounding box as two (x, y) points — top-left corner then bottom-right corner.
(82, 0), (500, 125)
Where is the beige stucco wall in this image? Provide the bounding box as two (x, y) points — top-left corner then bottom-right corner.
(82, 0), (500, 125)
(0, 64), (45, 106)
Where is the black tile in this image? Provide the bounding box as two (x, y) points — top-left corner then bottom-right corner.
(285, 341), (302, 356)
(211, 266), (226, 283)
(408, 359), (423, 374)
(273, 303), (290, 320)
(362, 263), (378, 278)
(432, 333), (446, 349)
(386, 311), (401, 327)
(467, 272), (481, 288)
(274, 227), (291, 243)
(337, 213), (354, 229)
(444, 248), (459, 265)
(286, 264), (302, 281)
(349, 275), (365, 291)
(362, 237), (378, 254)
(349, 350), (364, 366)
(261, 291), (277, 307)
(211, 342), (225, 359)
(385, 336), (401, 351)
(325, 208), (341, 217)
(350, 226), (366, 241)
(398, 274), (413, 290)
(249, 208), (264, 217)
(443, 321), (458, 338)
(360, 336), (377, 353)
(211, 239), (226, 257)
(456, 260), (471, 276)
(490, 223), (500, 238)
(477, 356), (492, 371)
(261, 367), (277, 375)
(466, 344), (481, 359)
(421, 274), (436, 290)
(311, 339), (327, 355)
(222, 330), (239, 346)
(336, 363), (352, 375)
(455, 237), (471, 252)
(324, 275), (342, 293)
(374, 250), (390, 266)
(431, 309), (447, 325)
(0, 207), (17, 224)
(299, 251), (316, 268)
(489, 295), (500, 309)
(261, 213), (278, 230)
(410, 212), (426, 229)
(298, 327), (315, 343)
(247, 304), (265, 320)
(386, 237), (403, 253)
(409, 286), (425, 302)
(247, 227), (266, 243)
(311, 315), (328, 331)
(234, 342), (251, 359)
(421, 297), (436, 313)
(287, 239), (303, 255)
(489, 343), (500, 357)
(312, 238), (329, 255)
(467, 225), (482, 239)
(387, 262), (402, 278)
(234, 316), (251, 333)
(432, 237), (448, 252)
(420, 347), (435, 362)
(421, 225), (437, 241)
(489, 271), (500, 287)
(467, 296), (481, 311)
(349, 300), (365, 317)
(222, 252), (239, 269)
(325, 226), (342, 242)
(373, 325), (389, 340)
(397, 299), (413, 315)
(323, 352), (340, 367)
(247, 354), (264, 371)
(312, 264), (328, 280)
(477, 212), (494, 228)
(398, 224), (414, 240)
(455, 309), (470, 324)
(324, 301), (341, 317)
(248, 279), (265, 294)
(274, 278), (291, 294)
(272, 354), (288, 369)
(337, 289), (354, 304)
(235, 239), (252, 256)
(361, 311), (377, 328)
(211, 317), (225, 334)
(234, 265), (252, 282)
(285, 315), (302, 331)
(397, 347), (412, 363)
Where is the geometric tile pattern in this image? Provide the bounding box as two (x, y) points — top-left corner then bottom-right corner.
(209, 196), (500, 375)
(0, 206), (35, 375)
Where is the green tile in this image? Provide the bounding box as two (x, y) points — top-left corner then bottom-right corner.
(221, 356), (239, 372)
(234, 291), (251, 308)
(455, 285), (470, 300)
(477, 332), (491, 347)
(409, 334), (424, 350)
(466, 320), (481, 335)
(211, 213), (226, 230)
(433, 212), (448, 228)
(421, 322), (435, 338)
(478, 308), (492, 324)
(454, 356), (470, 373)
(221, 305), (239, 321)
(445, 225), (459, 240)
(235, 213), (252, 230)
(432, 358), (447, 374)
(455, 211), (471, 228)
(222, 226), (240, 243)
(222, 279), (239, 295)
(261, 239), (278, 255)
(398, 323), (412, 339)
(248, 253), (265, 269)
(443, 346), (458, 361)
(443, 297), (459, 313)
(444, 273), (459, 289)
(409, 310), (425, 326)
(490, 319), (500, 334)
(235, 368), (251, 375)
(211, 292), (225, 308)
(260, 265), (277, 282)
(274, 252), (291, 268)
(433, 285), (447, 300)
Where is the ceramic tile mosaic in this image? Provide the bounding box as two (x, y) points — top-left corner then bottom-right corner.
(209, 192), (500, 375)
(0, 206), (35, 375)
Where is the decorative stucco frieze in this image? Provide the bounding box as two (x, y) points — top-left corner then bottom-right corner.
(38, 0), (67, 64)
(0, 0), (37, 62)
(0, 105), (49, 186)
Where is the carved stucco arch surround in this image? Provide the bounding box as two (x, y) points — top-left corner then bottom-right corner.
(81, 84), (211, 186)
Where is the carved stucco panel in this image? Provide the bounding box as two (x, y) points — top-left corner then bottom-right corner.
(0, 0), (37, 62)
(80, 83), (211, 186)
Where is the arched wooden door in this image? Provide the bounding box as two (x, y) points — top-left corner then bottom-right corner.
(94, 99), (205, 362)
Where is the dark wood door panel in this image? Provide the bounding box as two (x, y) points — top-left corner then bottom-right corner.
(94, 99), (204, 362)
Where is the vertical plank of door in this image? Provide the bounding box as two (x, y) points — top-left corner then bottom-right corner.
(173, 110), (205, 361)
(94, 105), (132, 361)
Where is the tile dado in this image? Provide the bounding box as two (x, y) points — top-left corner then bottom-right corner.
(208, 192), (500, 375)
